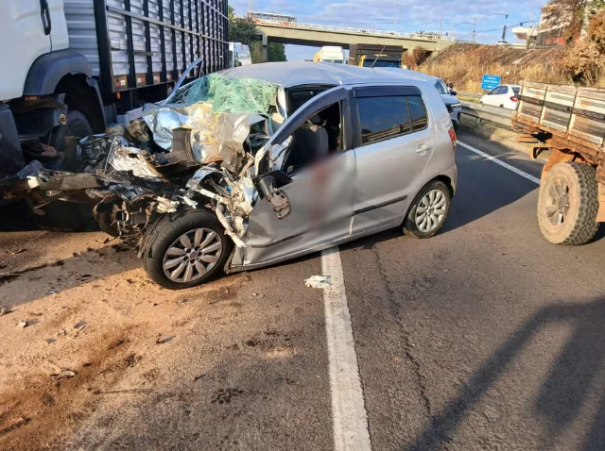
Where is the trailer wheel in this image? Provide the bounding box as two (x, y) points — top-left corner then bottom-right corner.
(537, 162), (599, 245)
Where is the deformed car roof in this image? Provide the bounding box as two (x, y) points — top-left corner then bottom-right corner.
(219, 62), (433, 88)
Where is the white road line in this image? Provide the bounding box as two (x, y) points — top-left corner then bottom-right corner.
(458, 141), (541, 185)
(321, 247), (373, 451)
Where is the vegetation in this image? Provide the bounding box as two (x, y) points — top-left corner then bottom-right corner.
(228, 7), (287, 64)
(557, 9), (605, 83)
(542, 0), (604, 42)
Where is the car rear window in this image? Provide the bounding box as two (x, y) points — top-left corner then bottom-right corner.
(512, 87), (520, 95)
(357, 95), (428, 145)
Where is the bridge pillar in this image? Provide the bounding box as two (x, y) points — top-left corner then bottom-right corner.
(261, 33), (269, 62)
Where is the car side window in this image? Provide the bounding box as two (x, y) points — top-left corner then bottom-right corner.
(490, 87), (501, 95)
(357, 96), (411, 145)
(407, 96), (429, 131)
(357, 95), (429, 146)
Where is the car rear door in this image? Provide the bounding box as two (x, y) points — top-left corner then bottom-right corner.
(350, 85), (435, 235)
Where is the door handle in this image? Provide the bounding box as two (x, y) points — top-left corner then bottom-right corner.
(415, 144), (430, 154)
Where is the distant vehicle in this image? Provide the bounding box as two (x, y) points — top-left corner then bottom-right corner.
(249, 11), (296, 26)
(480, 84), (521, 110)
(229, 43), (252, 68)
(349, 44), (405, 68)
(397, 70), (461, 130)
(496, 40), (510, 46)
(313, 46), (346, 64)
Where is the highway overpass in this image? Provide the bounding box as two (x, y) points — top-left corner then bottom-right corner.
(254, 20), (456, 57)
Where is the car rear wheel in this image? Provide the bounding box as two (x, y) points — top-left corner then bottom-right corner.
(404, 180), (451, 239)
(143, 210), (233, 290)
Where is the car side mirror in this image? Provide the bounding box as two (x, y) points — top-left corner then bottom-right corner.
(449, 89), (457, 96)
(255, 170), (293, 219)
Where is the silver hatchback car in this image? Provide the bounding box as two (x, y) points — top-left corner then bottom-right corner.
(141, 63), (458, 289)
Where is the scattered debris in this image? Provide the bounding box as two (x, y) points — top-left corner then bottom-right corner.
(305, 275), (331, 289)
(55, 369), (77, 379)
(0, 306), (11, 316)
(18, 320), (30, 328)
(194, 373), (206, 382)
(8, 248), (27, 255)
(155, 335), (175, 345)
(47, 290), (57, 295)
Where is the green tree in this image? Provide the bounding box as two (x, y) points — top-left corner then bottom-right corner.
(228, 7), (259, 46)
(268, 43), (287, 62)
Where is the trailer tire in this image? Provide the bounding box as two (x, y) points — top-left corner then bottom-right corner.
(143, 210), (233, 290)
(537, 162), (599, 245)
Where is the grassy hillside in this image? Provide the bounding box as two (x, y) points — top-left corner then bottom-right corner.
(420, 44), (580, 94)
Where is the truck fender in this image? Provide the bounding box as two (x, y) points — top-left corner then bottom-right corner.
(23, 50), (92, 96)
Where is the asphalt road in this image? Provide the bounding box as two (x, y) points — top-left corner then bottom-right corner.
(2, 130), (605, 451)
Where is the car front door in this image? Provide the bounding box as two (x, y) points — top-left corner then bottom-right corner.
(243, 86), (356, 267)
(350, 86), (436, 235)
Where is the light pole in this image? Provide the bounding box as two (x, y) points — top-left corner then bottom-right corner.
(479, 12), (508, 43)
(394, 0), (399, 29)
(248, 0), (253, 16)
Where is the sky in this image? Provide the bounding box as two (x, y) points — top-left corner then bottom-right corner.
(228, 0), (547, 60)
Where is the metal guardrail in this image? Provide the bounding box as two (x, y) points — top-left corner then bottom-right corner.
(460, 100), (515, 130)
(458, 91), (482, 99)
(252, 19), (456, 42)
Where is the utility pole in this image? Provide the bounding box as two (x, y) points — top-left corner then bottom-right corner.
(394, 0), (399, 29)
(248, 0), (252, 16)
(472, 17), (477, 42)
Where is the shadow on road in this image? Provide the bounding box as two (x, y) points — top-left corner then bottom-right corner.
(406, 297), (605, 451)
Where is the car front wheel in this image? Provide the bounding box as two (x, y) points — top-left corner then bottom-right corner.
(143, 210), (233, 290)
(404, 180), (451, 239)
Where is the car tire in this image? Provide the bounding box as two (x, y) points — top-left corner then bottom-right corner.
(143, 209), (233, 290)
(537, 162), (599, 245)
(404, 180), (451, 239)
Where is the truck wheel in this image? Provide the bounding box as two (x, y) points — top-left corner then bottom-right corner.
(537, 162), (599, 245)
(143, 210), (233, 290)
(55, 110), (94, 172)
(34, 110), (96, 232)
(32, 201), (97, 233)
(404, 180), (451, 239)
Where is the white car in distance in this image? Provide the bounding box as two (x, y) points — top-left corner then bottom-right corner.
(480, 84), (521, 110)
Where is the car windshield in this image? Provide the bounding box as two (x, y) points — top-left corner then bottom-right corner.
(434, 80), (448, 95)
(362, 60), (400, 68)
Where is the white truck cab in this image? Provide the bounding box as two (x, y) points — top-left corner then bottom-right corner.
(0, 0), (69, 101)
(0, 0), (229, 230)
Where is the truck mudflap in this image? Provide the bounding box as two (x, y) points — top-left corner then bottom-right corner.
(0, 104), (25, 178)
